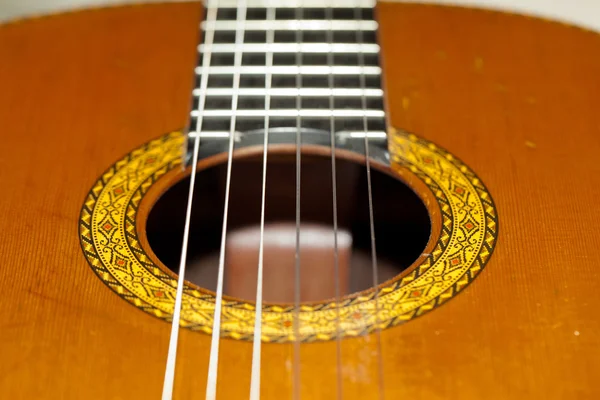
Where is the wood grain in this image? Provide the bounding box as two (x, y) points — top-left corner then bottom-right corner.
(0, 2), (599, 399)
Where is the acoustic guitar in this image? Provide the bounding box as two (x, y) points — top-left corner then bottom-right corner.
(1, 1), (598, 399)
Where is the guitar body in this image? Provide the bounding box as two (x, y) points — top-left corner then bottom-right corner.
(1, 2), (599, 399)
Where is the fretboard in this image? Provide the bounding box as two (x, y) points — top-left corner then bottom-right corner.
(188, 1), (387, 160)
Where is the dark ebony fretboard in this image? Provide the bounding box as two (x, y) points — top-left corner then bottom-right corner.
(188, 1), (387, 159)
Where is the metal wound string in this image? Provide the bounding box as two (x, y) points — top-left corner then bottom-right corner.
(161, 2), (218, 399)
(355, 2), (385, 399)
(292, 2), (304, 400)
(205, 1), (247, 399)
(249, 4), (276, 400)
(325, 6), (344, 400)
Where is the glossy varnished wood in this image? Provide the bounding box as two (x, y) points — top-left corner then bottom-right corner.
(1, 2), (599, 399)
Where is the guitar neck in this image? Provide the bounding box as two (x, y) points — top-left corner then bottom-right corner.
(187, 0), (388, 150)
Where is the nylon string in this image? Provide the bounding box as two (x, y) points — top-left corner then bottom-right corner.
(325, 6), (344, 400)
(249, 3), (276, 400)
(205, 1), (247, 399)
(292, 2), (304, 400)
(355, 2), (385, 399)
(161, 2), (218, 399)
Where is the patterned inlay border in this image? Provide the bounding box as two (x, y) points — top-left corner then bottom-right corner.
(79, 130), (498, 342)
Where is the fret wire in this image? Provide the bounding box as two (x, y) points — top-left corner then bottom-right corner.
(194, 88), (384, 97)
(202, 20), (378, 31)
(199, 43), (380, 53)
(190, 109), (385, 117)
(195, 65), (382, 75)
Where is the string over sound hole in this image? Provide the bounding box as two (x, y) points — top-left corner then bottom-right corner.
(146, 151), (431, 303)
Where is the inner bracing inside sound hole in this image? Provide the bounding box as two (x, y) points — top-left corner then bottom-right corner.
(146, 152), (431, 303)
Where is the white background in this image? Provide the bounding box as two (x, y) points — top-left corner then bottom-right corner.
(0, 0), (599, 32)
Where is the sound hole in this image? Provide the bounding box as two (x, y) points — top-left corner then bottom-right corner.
(146, 152), (431, 303)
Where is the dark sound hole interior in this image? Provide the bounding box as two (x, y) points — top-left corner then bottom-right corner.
(146, 152), (431, 303)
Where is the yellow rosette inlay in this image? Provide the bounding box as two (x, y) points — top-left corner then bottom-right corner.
(79, 130), (498, 343)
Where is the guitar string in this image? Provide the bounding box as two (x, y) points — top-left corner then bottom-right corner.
(161, 2), (218, 399)
(355, 3), (385, 399)
(325, 6), (344, 400)
(249, 4), (275, 400)
(165, 3), (381, 399)
(292, 2), (303, 400)
(205, 1), (247, 399)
